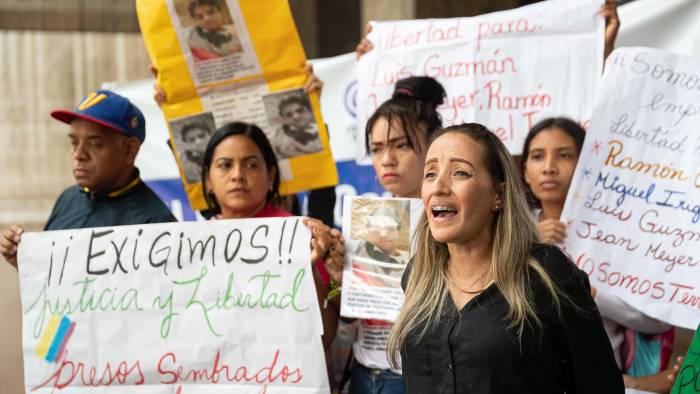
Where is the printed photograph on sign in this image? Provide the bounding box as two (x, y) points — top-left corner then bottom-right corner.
(169, 111), (216, 183)
(166, 0), (261, 85)
(175, 0), (242, 61)
(340, 196), (422, 321)
(262, 88), (323, 160)
(350, 198), (410, 288)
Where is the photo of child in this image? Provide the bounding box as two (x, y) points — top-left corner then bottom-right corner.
(262, 88), (323, 160)
(169, 112), (216, 183)
(186, 0), (242, 61)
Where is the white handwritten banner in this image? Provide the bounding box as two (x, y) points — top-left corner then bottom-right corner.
(17, 218), (329, 393)
(356, 0), (604, 162)
(340, 196), (423, 321)
(561, 47), (700, 330)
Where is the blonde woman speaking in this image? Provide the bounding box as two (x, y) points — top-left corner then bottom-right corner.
(389, 124), (623, 393)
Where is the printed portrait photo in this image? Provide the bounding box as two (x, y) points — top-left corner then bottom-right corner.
(173, 0), (243, 62)
(169, 112), (217, 183)
(350, 198), (411, 288)
(261, 88), (323, 160)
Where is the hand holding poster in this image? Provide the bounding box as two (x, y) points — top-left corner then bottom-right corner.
(561, 47), (700, 330)
(137, 0), (338, 210)
(340, 196), (423, 321)
(18, 218), (329, 393)
(356, 0), (604, 161)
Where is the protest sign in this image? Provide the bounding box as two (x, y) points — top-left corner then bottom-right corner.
(356, 0), (604, 162)
(340, 196), (423, 321)
(18, 218), (329, 393)
(561, 47), (700, 330)
(309, 53), (358, 163)
(672, 324), (700, 393)
(137, 0), (338, 210)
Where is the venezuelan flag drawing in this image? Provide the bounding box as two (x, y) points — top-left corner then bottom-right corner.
(35, 315), (76, 363)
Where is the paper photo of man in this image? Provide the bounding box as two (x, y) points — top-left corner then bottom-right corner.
(350, 199), (411, 288)
(262, 88), (323, 160)
(169, 112), (216, 183)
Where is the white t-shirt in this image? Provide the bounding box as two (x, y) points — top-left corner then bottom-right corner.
(353, 319), (400, 372)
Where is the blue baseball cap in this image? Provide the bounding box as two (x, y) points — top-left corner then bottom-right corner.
(51, 90), (146, 143)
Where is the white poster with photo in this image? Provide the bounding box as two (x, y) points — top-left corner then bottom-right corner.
(357, 0), (604, 162)
(166, 0), (261, 86)
(561, 47), (700, 330)
(18, 218), (329, 393)
(340, 196), (423, 321)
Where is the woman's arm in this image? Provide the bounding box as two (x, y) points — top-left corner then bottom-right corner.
(599, 0), (620, 61)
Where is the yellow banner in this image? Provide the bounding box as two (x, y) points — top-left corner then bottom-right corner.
(137, 0), (338, 210)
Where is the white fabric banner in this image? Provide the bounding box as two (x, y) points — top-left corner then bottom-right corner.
(18, 218), (329, 393)
(356, 0), (604, 162)
(617, 0), (700, 59)
(561, 47), (700, 330)
(339, 196), (422, 321)
(309, 53), (358, 162)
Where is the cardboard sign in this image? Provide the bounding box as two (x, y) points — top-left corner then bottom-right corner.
(137, 0), (338, 210)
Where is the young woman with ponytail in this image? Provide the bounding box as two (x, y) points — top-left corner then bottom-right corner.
(346, 76), (445, 394)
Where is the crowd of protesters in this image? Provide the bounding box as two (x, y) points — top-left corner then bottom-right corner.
(1, 0), (693, 393)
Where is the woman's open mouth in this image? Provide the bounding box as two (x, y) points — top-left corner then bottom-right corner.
(431, 205), (458, 219)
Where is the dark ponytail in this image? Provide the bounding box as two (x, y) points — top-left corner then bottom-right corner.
(365, 76), (446, 155)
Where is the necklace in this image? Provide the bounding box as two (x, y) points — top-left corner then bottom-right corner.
(449, 265), (493, 294)
(452, 279), (495, 294)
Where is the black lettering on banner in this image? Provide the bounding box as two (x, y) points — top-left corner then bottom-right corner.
(288, 219), (299, 264)
(86, 229), (114, 276)
(278, 220), (287, 265)
(224, 228), (242, 263)
(241, 225), (269, 264)
(111, 237), (129, 274)
(188, 235), (216, 267)
(177, 232), (185, 270)
(149, 231), (172, 275)
(48, 241), (55, 286)
(132, 229), (143, 271)
(59, 236), (72, 285)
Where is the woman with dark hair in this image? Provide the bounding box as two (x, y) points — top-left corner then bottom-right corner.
(200, 121), (345, 350)
(364, 76), (445, 198)
(345, 76), (445, 394)
(391, 123), (622, 393)
(520, 118), (675, 392)
(201, 122), (282, 217)
(519, 117), (585, 244)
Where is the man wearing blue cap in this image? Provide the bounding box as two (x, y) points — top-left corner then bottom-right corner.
(0, 90), (176, 267)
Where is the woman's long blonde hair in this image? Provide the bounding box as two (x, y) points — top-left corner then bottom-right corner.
(387, 123), (566, 368)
